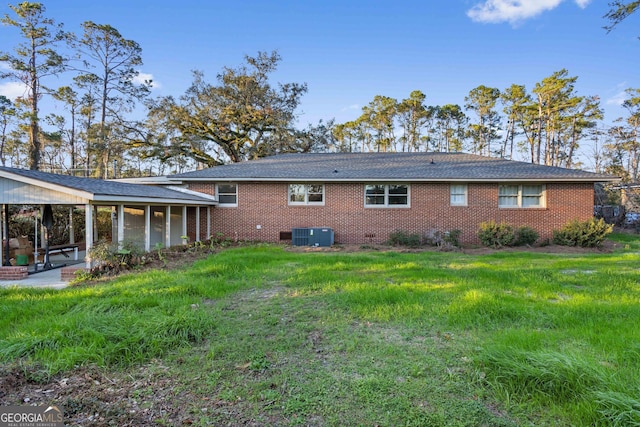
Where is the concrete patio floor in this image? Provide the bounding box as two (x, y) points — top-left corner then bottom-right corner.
(0, 251), (87, 289)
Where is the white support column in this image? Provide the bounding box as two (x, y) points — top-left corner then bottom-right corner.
(69, 207), (75, 244)
(206, 206), (211, 240)
(0, 205), (4, 265)
(144, 205), (151, 252)
(165, 205), (171, 248)
(117, 204), (125, 249)
(85, 204), (93, 268)
(195, 207), (201, 242)
(182, 206), (188, 244)
(93, 206), (99, 242)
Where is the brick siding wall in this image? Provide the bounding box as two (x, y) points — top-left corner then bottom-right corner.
(0, 266), (29, 281)
(186, 182), (595, 245)
(60, 266), (90, 282)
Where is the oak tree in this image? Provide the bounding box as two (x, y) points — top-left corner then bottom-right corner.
(142, 51), (307, 166)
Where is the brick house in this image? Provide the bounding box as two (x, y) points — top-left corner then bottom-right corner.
(167, 152), (618, 245)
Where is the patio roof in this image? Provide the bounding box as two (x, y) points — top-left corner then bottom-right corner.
(0, 166), (217, 205)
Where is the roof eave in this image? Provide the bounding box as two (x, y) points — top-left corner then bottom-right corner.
(0, 171), (95, 199)
(173, 177), (619, 183)
(91, 195), (217, 205)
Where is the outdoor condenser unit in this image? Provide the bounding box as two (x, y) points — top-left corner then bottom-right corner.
(291, 228), (334, 247)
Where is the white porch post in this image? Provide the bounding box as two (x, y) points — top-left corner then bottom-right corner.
(165, 205), (171, 248)
(182, 206), (187, 244)
(195, 207), (201, 242)
(93, 206), (99, 242)
(144, 205), (151, 252)
(69, 207), (75, 244)
(0, 205), (3, 265)
(117, 204), (125, 249)
(85, 204), (93, 268)
(206, 206), (211, 240)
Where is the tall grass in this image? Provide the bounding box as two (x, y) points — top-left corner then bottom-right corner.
(1, 239), (639, 425)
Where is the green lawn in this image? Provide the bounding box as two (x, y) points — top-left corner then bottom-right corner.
(1, 235), (639, 426)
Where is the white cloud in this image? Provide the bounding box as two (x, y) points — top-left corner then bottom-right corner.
(133, 71), (161, 90)
(606, 91), (627, 105)
(0, 81), (28, 101)
(341, 104), (360, 112)
(605, 82), (629, 105)
(467, 0), (591, 25)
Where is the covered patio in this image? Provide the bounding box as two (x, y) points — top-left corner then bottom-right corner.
(0, 167), (217, 281)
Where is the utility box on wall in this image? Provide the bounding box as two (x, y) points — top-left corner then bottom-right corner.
(291, 228), (334, 247)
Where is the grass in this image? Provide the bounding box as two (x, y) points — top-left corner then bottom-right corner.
(1, 235), (639, 425)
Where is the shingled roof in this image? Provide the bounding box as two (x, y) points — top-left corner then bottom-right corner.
(172, 152), (617, 182)
(0, 166), (215, 204)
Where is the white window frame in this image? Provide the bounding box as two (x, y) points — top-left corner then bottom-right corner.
(498, 184), (546, 208)
(450, 184), (468, 206)
(216, 183), (238, 207)
(288, 184), (325, 206)
(364, 184), (410, 208)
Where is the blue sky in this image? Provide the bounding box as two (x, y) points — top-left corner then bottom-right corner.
(1, 0), (638, 129)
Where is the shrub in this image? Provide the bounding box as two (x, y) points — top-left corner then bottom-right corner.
(552, 218), (613, 248)
(89, 240), (146, 274)
(424, 229), (461, 251)
(443, 229), (462, 248)
(387, 230), (422, 248)
(477, 221), (515, 248)
(514, 226), (539, 246)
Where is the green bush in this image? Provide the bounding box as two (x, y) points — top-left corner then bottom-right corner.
(89, 240), (146, 274)
(477, 221), (515, 248)
(514, 226), (539, 246)
(443, 229), (462, 248)
(387, 230), (422, 248)
(552, 218), (613, 248)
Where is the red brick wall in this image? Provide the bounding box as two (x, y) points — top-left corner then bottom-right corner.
(61, 266), (90, 282)
(186, 182), (595, 245)
(0, 266), (28, 281)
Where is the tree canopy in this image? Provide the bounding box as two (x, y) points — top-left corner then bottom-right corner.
(138, 51), (308, 167)
(0, 1), (637, 182)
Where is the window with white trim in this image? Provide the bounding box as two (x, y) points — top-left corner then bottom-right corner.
(289, 184), (324, 205)
(498, 184), (545, 208)
(217, 183), (237, 206)
(365, 184), (409, 207)
(450, 184), (468, 206)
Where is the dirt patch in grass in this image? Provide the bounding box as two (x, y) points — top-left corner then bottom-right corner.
(0, 363), (287, 426)
(0, 364), (194, 426)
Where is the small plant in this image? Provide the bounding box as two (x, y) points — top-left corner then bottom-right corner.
(424, 229), (461, 251)
(514, 226), (539, 246)
(552, 218), (613, 248)
(443, 229), (461, 248)
(210, 232), (233, 247)
(154, 242), (166, 267)
(387, 230), (422, 248)
(478, 221), (515, 248)
(88, 240), (145, 274)
(69, 268), (96, 284)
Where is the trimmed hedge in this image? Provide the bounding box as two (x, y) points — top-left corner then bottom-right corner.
(478, 221), (515, 248)
(552, 218), (613, 248)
